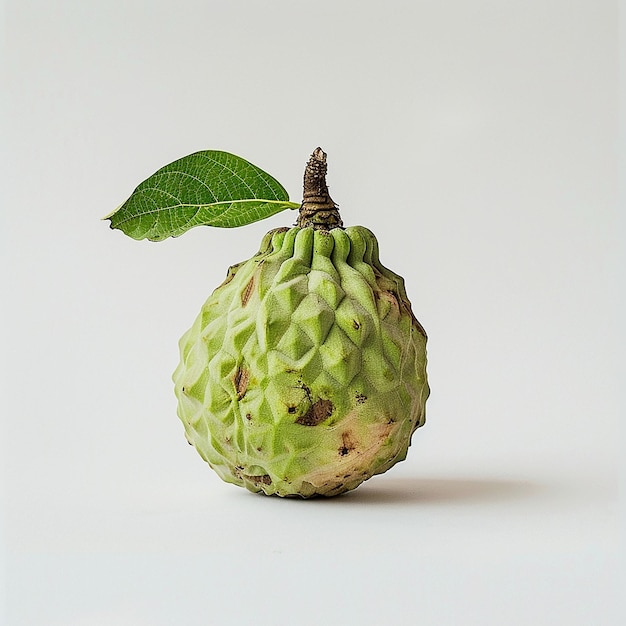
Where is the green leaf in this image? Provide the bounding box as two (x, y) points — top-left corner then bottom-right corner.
(106, 150), (300, 241)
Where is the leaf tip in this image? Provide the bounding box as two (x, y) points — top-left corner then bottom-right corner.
(101, 202), (125, 221)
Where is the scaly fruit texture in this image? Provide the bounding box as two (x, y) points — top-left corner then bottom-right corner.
(172, 149), (429, 497)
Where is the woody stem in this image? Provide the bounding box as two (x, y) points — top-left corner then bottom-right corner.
(297, 147), (343, 230)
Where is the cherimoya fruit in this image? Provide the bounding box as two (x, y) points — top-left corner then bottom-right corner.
(173, 149), (429, 497)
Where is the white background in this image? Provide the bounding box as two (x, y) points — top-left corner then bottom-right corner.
(2, 1), (623, 624)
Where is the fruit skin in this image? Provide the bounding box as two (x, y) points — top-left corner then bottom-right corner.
(173, 225), (429, 497)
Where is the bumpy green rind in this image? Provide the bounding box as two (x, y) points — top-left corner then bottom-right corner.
(173, 226), (429, 497)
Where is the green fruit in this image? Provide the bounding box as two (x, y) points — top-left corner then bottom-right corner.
(173, 220), (429, 497)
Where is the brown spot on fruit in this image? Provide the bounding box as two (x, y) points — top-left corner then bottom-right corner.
(352, 319), (361, 330)
(246, 413), (252, 421)
(295, 398), (334, 426)
(244, 474), (272, 486)
(241, 275), (255, 307)
(338, 431), (356, 456)
(233, 366), (249, 400)
(385, 290), (400, 309)
(355, 393), (367, 404)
